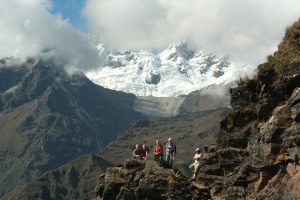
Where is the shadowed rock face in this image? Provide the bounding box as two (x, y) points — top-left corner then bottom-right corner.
(196, 19), (300, 199)
(0, 58), (146, 197)
(0, 67), (28, 93)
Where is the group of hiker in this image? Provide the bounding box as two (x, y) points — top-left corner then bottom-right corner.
(133, 138), (176, 165)
(132, 138), (202, 180)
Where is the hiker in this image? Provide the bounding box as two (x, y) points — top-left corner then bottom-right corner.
(133, 144), (142, 160)
(189, 148), (202, 180)
(153, 140), (164, 162)
(166, 138), (176, 165)
(141, 144), (149, 160)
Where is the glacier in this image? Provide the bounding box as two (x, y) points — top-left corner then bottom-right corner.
(85, 41), (244, 97)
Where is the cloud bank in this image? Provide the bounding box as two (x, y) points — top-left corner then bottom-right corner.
(1, 0), (300, 71)
(83, 0), (300, 67)
(0, 0), (100, 69)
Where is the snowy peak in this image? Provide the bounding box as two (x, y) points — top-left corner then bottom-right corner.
(159, 41), (229, 78)
(161, 41), (195, 61)
(86, 42), (233, 97)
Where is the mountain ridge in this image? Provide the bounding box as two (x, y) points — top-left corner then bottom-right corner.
(0, 58), (146, 197)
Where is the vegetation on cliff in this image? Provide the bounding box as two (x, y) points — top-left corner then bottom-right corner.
(196, 18), (300, 199)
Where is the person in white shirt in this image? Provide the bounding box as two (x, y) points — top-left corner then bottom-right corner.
(189, 148), (202, 180)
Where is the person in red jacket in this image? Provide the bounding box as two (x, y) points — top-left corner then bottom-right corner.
(153, 140), (164, 162)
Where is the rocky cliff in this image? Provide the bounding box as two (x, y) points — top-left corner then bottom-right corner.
(94, 160), (197, 200)
(195, 19), (300, 199)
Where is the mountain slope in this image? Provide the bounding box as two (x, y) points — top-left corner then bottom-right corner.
(0, 58), (146, 197)
(2, 154), (111, 200)
(178, 83), (233, 114)
(3, 108), (229, 200)
(132, 82), (232, 119)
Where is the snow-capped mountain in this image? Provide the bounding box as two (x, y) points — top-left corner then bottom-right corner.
(86, 42), (234, 97)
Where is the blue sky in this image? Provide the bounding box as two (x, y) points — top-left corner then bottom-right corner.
(50, 0), (87, 31)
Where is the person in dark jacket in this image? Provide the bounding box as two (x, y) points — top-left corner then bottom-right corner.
(133, 144), (142, 160)
(166, 138), (176, 165)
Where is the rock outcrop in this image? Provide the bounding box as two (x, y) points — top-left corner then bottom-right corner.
(95, 160), (195, 200)
(196, 19), (300, 199)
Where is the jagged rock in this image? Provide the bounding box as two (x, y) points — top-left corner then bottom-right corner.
(218, 148), (248, 169)
(195, 18), (300, 199)
(291, 104), (300, 122)
(288, 87), (300, 107)
(282, 123), (300, 148)
(204, 144), (218, 153)
(124, 159), (145, 169)
(95, 160), (195, 200)
(102, 177), (127, 200)
(200, 164), (223, 176)
(289, 87), (300, 122)
(228, 132), (249, 149)
(145, 71), (161, 85)
(284, 169), (300, 199)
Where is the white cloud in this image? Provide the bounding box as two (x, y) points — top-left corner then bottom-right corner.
(1, 0), (300, 71)
(0, 0), (101, 69)
(83, 0), (300, 67)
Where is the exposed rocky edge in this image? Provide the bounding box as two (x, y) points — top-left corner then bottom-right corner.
(0, 58), (146, 197)
(2, 154), (111, 200)
(196, 19), (300, 199)
(95, 160), (196, 200)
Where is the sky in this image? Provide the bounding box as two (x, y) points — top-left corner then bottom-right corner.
(0, 0), (300, 71)
(50, 0), (87, 31)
